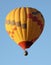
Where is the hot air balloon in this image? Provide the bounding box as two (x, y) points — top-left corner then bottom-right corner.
(5, 7), (44, 56)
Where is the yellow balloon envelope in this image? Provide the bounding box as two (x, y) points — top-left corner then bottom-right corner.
(5, 7), (44, 55)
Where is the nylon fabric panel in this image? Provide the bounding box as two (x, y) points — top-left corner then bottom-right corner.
(20, 7), (27, 41)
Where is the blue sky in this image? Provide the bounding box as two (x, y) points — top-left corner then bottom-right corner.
(0, 0), (51, 65)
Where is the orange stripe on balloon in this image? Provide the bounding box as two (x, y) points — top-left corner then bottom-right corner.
(13, 27), (17, 30)
(11, 35), (14, 38)
(12, 31), (14, 34)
